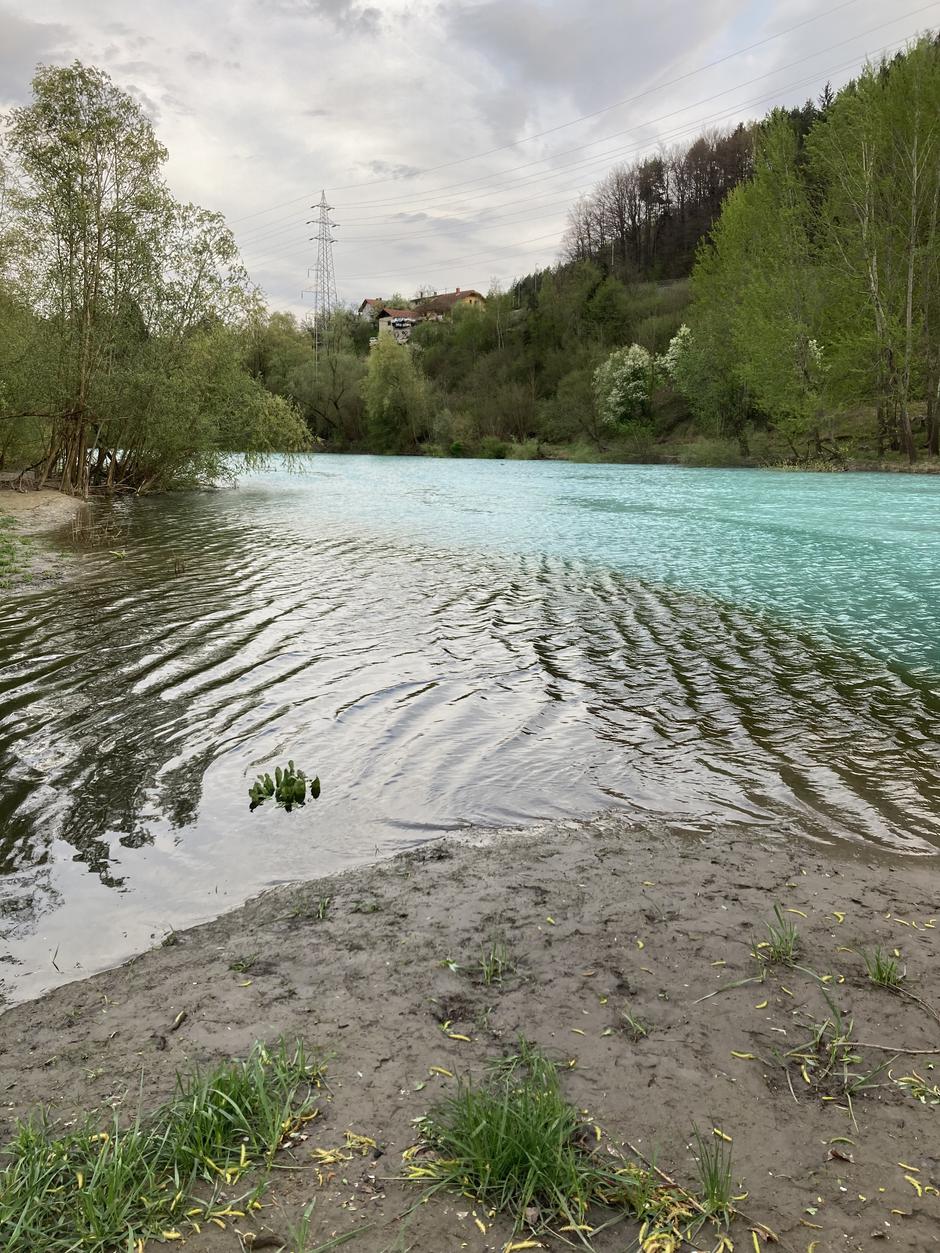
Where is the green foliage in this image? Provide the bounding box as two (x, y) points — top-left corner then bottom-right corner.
(0, 512), (30, 586)
(407, 1040), (736, 1247)
(0, 61), (309, 493)
(861, 946), (904, 989)
(249, 760), (320, 812)
(680, 38), (940, 462)
(0, 1040), (323, 1252)
(759, 905), (799, 964)
(593, 343), (658, 430)
(362, 335), (429, 453)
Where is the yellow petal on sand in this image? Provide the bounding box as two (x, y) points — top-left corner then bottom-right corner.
(636, 939), (644, 950)
(832, 912), (845, 923)
(429, 1065), (454, 1077)
(504, 1242), (544, 1251)
(713, 1128), (732, 1142)
(905, 1175), (923, 1197)
(546, 916), (556, 925)
(755, 1000), (769, 1009)
(572, 1028), (586, 1035)
(474, 1218), (487, 1234)
(898, 1162), (919, 1172)
(731, 1051), (757, 1060)
(785, 908), (807, 917)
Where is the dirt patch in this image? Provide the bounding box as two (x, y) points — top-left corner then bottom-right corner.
(0, 488), (82, 586)
(0, 486), (85, 531)
(0, 815), (937, 1251)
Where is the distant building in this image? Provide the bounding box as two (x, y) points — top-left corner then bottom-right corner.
(376, 307), (418, 343)
(357, 298), (386, 319)
(412, 288), (486, 317)
(358, 287), (486, 324)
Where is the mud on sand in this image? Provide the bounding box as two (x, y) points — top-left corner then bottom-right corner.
(0, 815), (937, 1251)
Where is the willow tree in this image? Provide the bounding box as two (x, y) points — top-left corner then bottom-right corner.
(0, 62), (308, 493)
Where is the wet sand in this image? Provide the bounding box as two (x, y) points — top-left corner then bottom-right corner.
(0, 487), (82, 584)
(0, 815), (937, 1251)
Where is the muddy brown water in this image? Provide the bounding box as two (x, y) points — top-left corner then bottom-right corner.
(1, 457), (938, 1004)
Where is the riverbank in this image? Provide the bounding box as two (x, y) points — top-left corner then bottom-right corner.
(0, 488), (83, 585)
(2, 815), (937, 1251)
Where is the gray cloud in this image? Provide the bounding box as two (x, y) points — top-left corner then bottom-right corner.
(365, 159), (422, 180)
(264, 0), (381, 35)
(0, 10), (71, 103)
(0, 0), (916, 312)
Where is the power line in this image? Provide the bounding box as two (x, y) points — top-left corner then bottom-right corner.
(233, 5), (937, 262)
(228, 0), (870, 226)
(304, 192), (339, 373)
(236, 27), (923, 272)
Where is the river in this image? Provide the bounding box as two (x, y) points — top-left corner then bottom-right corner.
(1, 457), (938, 1003)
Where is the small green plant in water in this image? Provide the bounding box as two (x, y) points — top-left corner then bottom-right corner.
(249, 760), (320, 812)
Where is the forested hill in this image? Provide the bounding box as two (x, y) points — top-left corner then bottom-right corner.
(254, 36), (939, 470)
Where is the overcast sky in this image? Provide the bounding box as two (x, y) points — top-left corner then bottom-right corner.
(1, 0), (935, 314)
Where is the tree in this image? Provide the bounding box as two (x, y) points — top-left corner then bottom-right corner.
(0, 62), (308, 492)
(362, 336), (429, 453)
(808, 38), (940, 461)
(593, 344), (657, 430)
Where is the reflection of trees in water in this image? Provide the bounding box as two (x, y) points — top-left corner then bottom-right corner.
(0, 860), (63, 979)
(0, 501), (261, 924)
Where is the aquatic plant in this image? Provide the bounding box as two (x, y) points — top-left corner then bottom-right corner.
(248, 761), (320, 812)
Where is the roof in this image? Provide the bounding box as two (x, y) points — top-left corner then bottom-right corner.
(377, 307), (417, 320)
(357, 298), (385, 312)
(411, 289), (485, 315)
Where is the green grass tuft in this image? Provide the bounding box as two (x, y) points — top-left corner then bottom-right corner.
(862, 946), (904, 988)
(0, 1039), (323, 1252)
(478, 939), (511, 986)
(691, 1125), (733, 1221)
(406, 1040), (733, 1248)
(760, 905), (799, 964)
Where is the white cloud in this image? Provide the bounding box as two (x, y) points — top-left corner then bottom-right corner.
(1, 0), (930, 312)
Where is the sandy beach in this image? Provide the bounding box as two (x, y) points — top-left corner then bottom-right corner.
(1, 815), (937, 1251)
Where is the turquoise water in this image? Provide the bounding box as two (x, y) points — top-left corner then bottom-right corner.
(1, 458), (938, 1002)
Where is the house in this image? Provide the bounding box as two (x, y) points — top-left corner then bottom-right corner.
(376, 307), (418, 343)
(411, 287), (486, 317)
(357, 298), (386, 319)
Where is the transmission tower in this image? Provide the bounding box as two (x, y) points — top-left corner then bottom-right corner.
(307, 190), (339, 374)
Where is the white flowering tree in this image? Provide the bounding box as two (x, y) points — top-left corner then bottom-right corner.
(592, 343), (657, 430)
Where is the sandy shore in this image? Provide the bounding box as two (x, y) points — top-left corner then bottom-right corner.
(0, 815), (937, 1251)
(0, 487), (83, 585)
(0, 486), (85, 531)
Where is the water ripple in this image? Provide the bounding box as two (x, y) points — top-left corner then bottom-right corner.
(1, 460), (938, 1002)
